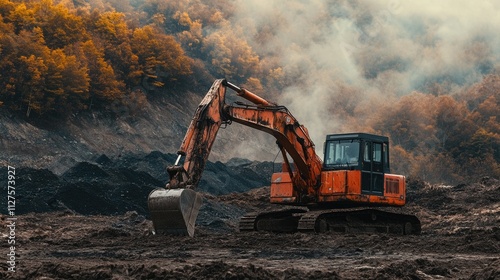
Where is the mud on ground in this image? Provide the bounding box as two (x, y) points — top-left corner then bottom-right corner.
(1, 207), (499, 280)
(0, 155), (499, 279)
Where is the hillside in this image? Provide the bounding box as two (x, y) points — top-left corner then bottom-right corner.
(0, 88), (279, 173)
(1, 0), (499, 184)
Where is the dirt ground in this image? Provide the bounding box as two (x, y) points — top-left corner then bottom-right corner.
(1, 177), (499, 279)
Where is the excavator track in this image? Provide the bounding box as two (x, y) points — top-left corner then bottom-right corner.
(239, 212), (260, 231)
(299, 208), (421, 235)
(240, 208), (421, 235)
(239, 208), (308, 233)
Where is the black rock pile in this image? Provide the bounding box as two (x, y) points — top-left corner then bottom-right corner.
(0, 152), (278, 217)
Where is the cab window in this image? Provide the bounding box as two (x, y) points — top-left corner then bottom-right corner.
(364, 142), (371, 162)
(383, 143), (389, 168)
(373, 143), (382, 162)
(325, 140), (360, 166)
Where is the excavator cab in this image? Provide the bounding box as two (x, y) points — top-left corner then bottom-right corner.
(317, 133), (405, 207)
(324, 133), (390, 195)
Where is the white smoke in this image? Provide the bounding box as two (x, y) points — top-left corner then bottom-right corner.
(228, 0), (500, 150)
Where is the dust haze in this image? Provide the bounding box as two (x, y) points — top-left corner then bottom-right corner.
(223, 0), (500, 154)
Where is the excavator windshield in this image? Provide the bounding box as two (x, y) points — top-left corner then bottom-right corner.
(324, 140), (360, 168)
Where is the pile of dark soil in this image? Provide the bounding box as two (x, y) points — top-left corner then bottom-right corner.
(0, 164), (161, 216)
(0, 152), (278, 220)
(107, 151), (279, 195)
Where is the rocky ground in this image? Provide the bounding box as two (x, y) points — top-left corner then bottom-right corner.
(0, 153), (499, 279)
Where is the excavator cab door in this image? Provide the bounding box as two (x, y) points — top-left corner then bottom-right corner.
(361, 140), (389, 194)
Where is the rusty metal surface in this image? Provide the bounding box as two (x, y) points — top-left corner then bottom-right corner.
(148, 188), (203, 237)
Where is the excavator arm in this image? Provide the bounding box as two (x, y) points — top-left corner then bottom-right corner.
(166, 79), (227, 190)
(148, 79), (322, 236)
(225, 102), (323, 195)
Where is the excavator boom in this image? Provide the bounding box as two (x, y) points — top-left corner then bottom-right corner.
(148, 79), (322, 236)
(148, 80), (226, 236)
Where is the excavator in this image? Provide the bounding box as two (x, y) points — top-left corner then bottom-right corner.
(148, 79), (421, 237)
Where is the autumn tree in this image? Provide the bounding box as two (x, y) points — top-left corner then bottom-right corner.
(457, 75), (500, 178)
(202, 28), (260, 82)
(1, 28), (48, 114)
(2, 27), (90, 115)
(7, 2), (35, 33)
(466, 75), (500, 137)
(0, 0), (15, 17)
(131, 25), (192, 89)
(18, 54), (47, 116)
(32, 0), (88, 49)
(137, 0), (264, 86)
(78, 40), (123, 107)
(173, 11), (202, 55)
(0, 13), (17, 104)
(374, 92), (439, 153)
(85, 10), (140, 88)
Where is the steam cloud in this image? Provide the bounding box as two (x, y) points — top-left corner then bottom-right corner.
(227, 0), (500, 150)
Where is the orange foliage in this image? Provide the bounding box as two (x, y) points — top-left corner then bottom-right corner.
(33, 0), (88, 48)
(203, 28), (260, 80)
(0, 0), (194, 116)
(131, 25), (192, 88)
(367, 76), (500, 182)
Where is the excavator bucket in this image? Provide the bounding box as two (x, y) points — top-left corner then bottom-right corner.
(148, 188), (203, 237)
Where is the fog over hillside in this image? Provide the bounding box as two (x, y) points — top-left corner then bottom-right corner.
(219, 0), (500, 146)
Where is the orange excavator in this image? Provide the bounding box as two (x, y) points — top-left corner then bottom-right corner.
(148, 79), (420, 237)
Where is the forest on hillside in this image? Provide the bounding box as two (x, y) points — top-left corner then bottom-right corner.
(0, 0), (272, 117)
(0, 0), (498, 183)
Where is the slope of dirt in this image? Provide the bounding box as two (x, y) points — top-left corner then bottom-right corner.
(0, 88), (278, 174)
(0, 155), (498, 279)
(0, 152), (279, 218)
